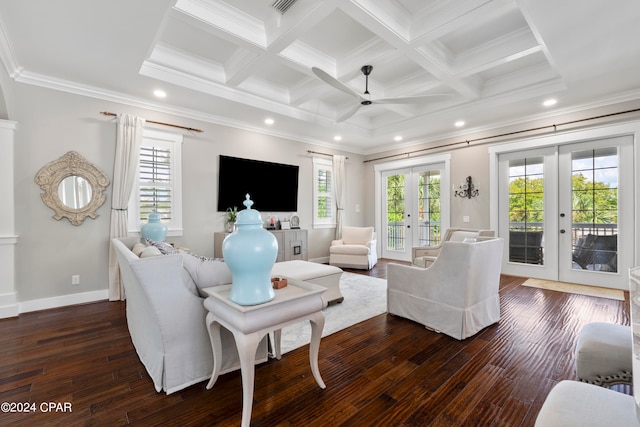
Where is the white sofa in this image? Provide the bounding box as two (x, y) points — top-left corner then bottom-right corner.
(112, 237), (344, 394)
(329, 226), (378, 270)
(388, 237), (504, 340)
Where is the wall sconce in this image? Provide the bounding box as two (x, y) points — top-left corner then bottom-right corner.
(454, 176), (479, 199)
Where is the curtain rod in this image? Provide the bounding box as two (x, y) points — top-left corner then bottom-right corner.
(100, 112), (204, 133)
(364, 107), (640, 163)
(307, 150), (348, 159)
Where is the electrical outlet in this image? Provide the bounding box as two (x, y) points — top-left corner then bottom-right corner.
(463, 216), (470, 223)
(72, 275), (80, 285)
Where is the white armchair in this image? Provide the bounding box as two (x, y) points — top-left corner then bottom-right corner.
(412, 228), (495, 268)
(388, 237), (504, 340)
(329, 226), (378, 270)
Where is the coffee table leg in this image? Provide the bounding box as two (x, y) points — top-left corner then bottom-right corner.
(205, 313), (222, 390)
(309, 312), (326, 389)
(234, 331), (263, 427)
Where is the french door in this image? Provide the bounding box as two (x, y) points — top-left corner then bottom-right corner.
(380, 162), (448, 261)
(498, 136), (634, 289)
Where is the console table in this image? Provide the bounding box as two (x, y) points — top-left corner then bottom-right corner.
(214, 229), (308, 262)
(202, 280), (326, 427)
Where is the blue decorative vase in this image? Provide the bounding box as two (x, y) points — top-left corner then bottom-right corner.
(223, 194), (277, 305)
(141, 211), (167, 242)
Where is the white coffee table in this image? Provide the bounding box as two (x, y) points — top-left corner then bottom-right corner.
(202, 279), (327, 427)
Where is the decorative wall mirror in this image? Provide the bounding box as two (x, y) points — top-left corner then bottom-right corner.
(35, 151), (110, 225)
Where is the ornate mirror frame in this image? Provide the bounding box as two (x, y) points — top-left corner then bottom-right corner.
(35, 151), (110, 225)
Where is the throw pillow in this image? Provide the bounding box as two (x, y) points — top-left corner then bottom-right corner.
(145, 238), (179, 255)
(132, 242), (147, 257)
(181, 253), (233, 297)
(140, 245), (163, 258)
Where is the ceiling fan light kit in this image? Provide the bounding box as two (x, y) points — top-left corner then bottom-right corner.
(312, 65), (452, 122)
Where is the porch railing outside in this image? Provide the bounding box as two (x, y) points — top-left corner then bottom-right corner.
(386, 221), (442, 251)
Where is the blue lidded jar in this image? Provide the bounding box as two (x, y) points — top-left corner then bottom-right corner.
(223, 194), (277, 305)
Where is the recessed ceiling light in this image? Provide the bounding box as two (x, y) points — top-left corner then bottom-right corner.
(455, 120), (465, 127)
(394, 136), (402, 141)
(264, 118), (274, 125)
(153, 89), (167, 98)
(333, 135), (342, 141)
(543, 98), (557, 107)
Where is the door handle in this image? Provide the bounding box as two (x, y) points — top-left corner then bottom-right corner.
(560, 213), (565, 217)
(560, 229), (566, 234)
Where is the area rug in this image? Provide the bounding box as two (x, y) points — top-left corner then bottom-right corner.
(522, 278), (625, 300)
(279, 272), (387, 354)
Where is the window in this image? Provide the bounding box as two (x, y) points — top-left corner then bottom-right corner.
(312, 157), (336, 228)
(128, 129), (183, 236)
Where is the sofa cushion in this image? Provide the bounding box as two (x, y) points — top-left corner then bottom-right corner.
(181, 253), (233, 297)
(329, 244), (371, 255)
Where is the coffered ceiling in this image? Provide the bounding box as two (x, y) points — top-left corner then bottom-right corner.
(1, 0), (639, 154)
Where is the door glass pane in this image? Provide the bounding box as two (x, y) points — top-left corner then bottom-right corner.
(570, 148), (618, 272)
(508, 157), (544, 264)
(417, 170), (441, 246)
(386, 174), (405, 251)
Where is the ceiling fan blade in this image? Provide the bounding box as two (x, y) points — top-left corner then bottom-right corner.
(335, 103), (362, 123)
(374, 94), (454, 104)
(311, 67), (361, 99)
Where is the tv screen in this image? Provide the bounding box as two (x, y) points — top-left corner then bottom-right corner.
(217, 155), (299, 212)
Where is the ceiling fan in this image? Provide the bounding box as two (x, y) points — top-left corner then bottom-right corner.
(311, 65), (452, 123)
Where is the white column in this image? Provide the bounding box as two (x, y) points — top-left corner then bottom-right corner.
(0, 120), (18, 318)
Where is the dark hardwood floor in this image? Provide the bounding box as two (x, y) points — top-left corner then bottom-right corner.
(0, 259), (630, 426)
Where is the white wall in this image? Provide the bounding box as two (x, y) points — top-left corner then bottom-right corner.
(10, 82), (363, 310)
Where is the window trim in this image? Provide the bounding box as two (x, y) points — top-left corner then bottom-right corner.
(312, 157), (336, 229)
(128, 129), (183, 237)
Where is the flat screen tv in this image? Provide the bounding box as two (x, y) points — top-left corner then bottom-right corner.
(217, 155), (299, 212)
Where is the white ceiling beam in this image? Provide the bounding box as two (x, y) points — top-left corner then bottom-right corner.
(410, 0), (514, 44)
(225, 49), (261, 87)
(174, 0), (266, 48)
(453, 28), (541, 77)
(265, 1), (336, 53)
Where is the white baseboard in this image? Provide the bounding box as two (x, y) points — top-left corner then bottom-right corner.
(0, 304), (18, 318)
(310, 256), (329, 264)
(0, 291), (18, 318)
(19, 289), (109, 314)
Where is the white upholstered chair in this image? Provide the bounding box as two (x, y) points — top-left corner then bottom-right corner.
(388, 237), (504, 340)
(329, 226), (377, 270)
(412, 228), (495, 268)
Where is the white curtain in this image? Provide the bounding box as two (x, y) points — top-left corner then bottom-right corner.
(108, 114), (145, 301)
(333, 155), (346, 240)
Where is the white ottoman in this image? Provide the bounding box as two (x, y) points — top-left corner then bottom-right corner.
(575, 322), (632, 387)
(271, 261), (344, 304)
(536, 380), (639, 426)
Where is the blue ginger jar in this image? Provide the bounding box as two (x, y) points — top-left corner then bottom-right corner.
(141, 211), (167, 242)
(223, 194), (277, 305)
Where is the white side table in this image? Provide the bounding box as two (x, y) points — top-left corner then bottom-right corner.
(202, 280), (327, 427)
